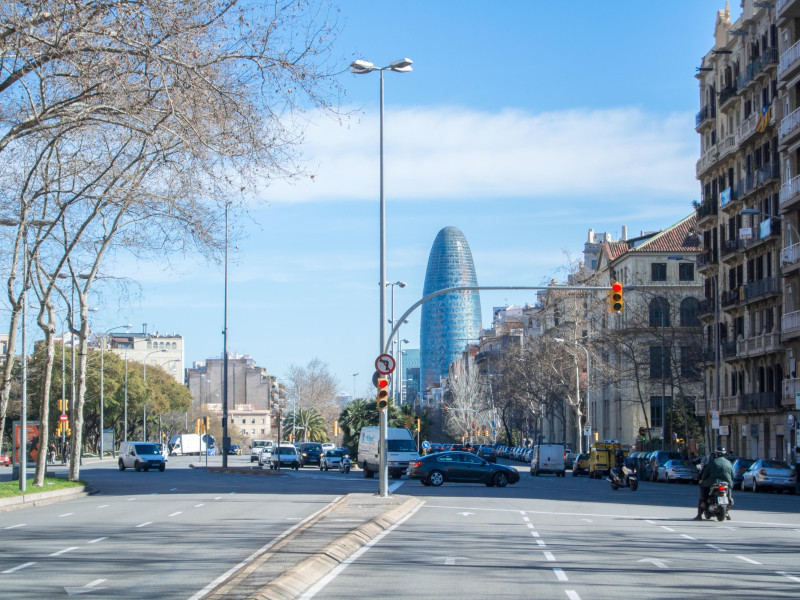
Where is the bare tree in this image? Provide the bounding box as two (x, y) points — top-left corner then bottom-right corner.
(445, 364), (490, 443)
(286, 358), (340, 429)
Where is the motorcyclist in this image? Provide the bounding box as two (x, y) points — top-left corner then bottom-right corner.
(693, 446), (734, 520)
(613, 449), (626, 482)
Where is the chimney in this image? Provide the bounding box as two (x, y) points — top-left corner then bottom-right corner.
(142, 322), (147, 336)
(621, 225), (628, 241)
(588, 228), (595, 243)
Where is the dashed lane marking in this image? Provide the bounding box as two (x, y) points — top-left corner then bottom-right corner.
(169, 512), (183, 517)
(565, 591), (581, 600)
(87, 537), (107, 544)
(97, 505), (109, 509)
(737, 556), (761, 565)
(50, 547), (78, 557)
(777, 572), (800, 584)
(537, 540), (546, 547)
(681, 534), (697, 541)
(195, 504), (204, 508)
(554, 568), (568, 581)
(4, 524), (25, 530)
(543, 551), (556, 562)
(2, 562), (35, 574)
(527, 523), (535, 529)
(136, 522), (152, 528)
(706, 544), (725, 552)
(660, 526), (675, 532)
(58, 513), (74, 518)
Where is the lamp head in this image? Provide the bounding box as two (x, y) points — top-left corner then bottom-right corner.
(389, 58), (413, 72)
(350, 59), (376, 74)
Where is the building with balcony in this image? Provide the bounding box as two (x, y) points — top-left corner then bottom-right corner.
(105, 325), (184, 384)
(695, 1), (788, 460)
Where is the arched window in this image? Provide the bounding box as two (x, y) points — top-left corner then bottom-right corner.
(649, 298), (670, 327)
(680, 298), (700, 327)
(172, 342), (177, 350)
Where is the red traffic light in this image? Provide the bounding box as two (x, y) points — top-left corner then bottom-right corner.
(377, 378), (389, 389)
(612, 282), (622, 293)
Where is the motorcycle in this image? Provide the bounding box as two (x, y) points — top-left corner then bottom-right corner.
(703, 482), (731, 521)
(339, 456), (351, 474)
(608, 466), (638, 491)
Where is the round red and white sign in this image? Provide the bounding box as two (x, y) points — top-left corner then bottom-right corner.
(374, 353), (396, 375)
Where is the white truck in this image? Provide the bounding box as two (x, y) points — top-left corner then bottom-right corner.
(250, 439), (274, 462)
(168, 433), (213, 456)
(530, 442), (566, 477)
(358, 427), (419, 479)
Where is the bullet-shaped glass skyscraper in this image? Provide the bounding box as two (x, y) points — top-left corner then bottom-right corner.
(420, 226), (482, 392)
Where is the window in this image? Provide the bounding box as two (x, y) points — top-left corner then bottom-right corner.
(650, 398), (664, 428)
(678, 263), (694, 281)
(680, 298), (700, 327)
(651, 263), (667, 281)
(680, 346), (700, 378)
(650, 346), (670, 379)
(649, 298), (670, 327)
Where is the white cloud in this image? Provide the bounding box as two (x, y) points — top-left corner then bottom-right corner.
(260, 105), (698, 203)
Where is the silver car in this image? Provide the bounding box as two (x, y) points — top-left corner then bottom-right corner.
(320, 449), (343, 471)
(656, 459), (698, 484)
(741, 459), (797, 494)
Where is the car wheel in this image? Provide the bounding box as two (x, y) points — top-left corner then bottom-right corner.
(572, 470), (577, 477)
(753, 480), (759, 493)
(429, 470), (444, 487)
(134, 461), (141, 472)
(494, 472), (509, 488)
(159, 464), (165, 472)
(530, 469), (535, 477)
(118, 460), (125, 471)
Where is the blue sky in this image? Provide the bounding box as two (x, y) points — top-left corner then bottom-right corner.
(99, 1), (742, 397)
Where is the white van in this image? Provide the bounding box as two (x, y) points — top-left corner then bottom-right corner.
(358, 427), (419, 479)
(118, 442), (166, 472)
(530, 443), (566, 477)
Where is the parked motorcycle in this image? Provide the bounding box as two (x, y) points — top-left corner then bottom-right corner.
(339, 456), (351, 474)
(703, 482), (731, 521)
(608, 466), (638, 491)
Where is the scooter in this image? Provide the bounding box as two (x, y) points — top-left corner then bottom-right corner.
(703, 482), (731, 521)
(339, 456), (351, 474)
(608, 466), (638, 491)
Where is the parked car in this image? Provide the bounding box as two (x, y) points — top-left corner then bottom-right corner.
(322, 443), (335, 452)
(227, 444), (241, 456)
(741, 459), (797, 493)
(731, 458), (754, 490)
(406, 451), (520, 487)
(636, 452), (654, 479)
(565, 452), (579, 470)
(648, 450), (683, 482)
(320, 449), (344, 471)
(0, 454), (10, 467)
(269, 445), (301, 470)
(477, 445), (497, 463)
(656, 459), (699, 484)
(297, 442), (324, 467)
(572, 453), (590, 476)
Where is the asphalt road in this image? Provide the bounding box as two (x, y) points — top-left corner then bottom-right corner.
(2, 457), (799, 600)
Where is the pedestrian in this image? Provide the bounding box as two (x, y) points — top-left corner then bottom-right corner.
(48, 442), (56, 465)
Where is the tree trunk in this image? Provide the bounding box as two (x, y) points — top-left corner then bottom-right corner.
(68, 299), (90, 482)
(33, 305), (56, 486)
(0, 308), (20, 454)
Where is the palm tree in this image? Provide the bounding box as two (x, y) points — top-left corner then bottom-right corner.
(283, 407), (328, 442)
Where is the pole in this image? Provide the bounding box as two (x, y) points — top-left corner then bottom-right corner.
(62, 319), (66, 464)
(713, 271), (720, 453)
(124, 350), (128, 442)
(378, 68), (389, 498)
(19, 231), (27, 492)
(222, 201), (229, 468)
(662, 313), (666, 451)
(99, 336), (104, 458)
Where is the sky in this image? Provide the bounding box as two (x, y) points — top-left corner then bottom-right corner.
(87, 1), (744, 398)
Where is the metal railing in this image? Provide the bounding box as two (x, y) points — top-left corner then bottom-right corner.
(784, 378), (800, 401)
(780, 174), (800, 209)
(781, 106), (800, 141)
(782, 309), (800, 335)
(696, 104), (715, 128)
(782, 242), (800, 266)
(744, 277), (779, 300)
(740, 391), (781, 411)
(779, 37), (800, 77)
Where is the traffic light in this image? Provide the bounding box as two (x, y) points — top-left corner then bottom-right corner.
(333, 420), (339, 436)
(414, 416), (420, 431)
(608, 282), (623, 313)
(203, 416), (209, 432)
(56, 422), (62, 436)
(482, 428), (487, 437)
(444, 406), (449, 413)
(194, 419), (201, 434)
(376, 376), (389, 409)
(639, 427), (646, 441)
(58, 398), (67, 412)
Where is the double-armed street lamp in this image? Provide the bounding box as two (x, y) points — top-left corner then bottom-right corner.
(99, 324), (131, 458)
(554, 338), (590, 453)
(350, 57), (413, 498)
(142, 349), (168, 441)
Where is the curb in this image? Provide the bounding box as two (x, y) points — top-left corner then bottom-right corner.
(248, 496), (422, 600)
(0, 485), (91, 513)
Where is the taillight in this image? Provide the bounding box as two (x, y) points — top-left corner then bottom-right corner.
(718, 485), (725, 491)
(411, 461), (422, 468)
(759, 469), (767, 476)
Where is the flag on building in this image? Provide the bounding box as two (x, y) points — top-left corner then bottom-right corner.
(755, 105), (771, 133)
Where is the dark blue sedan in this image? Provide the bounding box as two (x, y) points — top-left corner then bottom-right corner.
(406, 451), (520, 487)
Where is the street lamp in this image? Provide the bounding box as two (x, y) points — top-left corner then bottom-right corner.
(142, 349), (168, 441)
(351, 372), (359, 402)
(554, 338), (590, 453)
(669, 254), (717, 451)
(397, 339), (410, 405)
(351, 57), (412, 498)
(99, 324), (131, 458)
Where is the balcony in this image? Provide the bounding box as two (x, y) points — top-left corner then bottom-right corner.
(720, 287), (742, 309)
(722, 341), (738, 359)
(782, 242), (800, 269)
(738, 332), (781, 358)
(701, 346), (715, 363)
(696, 104), (715, 131)
(740, 391), (781, 411)
(784, 378), (800, 403)
(783, 309), (800, 336)
(737, 111), (758, 144)
(721, 238), (745, 261)
(719, 84), (739, 109)
(699, 298), (715, 317)
(695, 398), (708, 415)
(744, 277), (780, 301)
(780, 174), (800, 211)
(780, 37), (800, 82)
(745, 218), (781, 249)
(695, 196), (718, 223)
(780, 106), (800, 145)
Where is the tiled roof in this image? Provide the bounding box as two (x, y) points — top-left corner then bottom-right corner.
(601, 214), (700, 263)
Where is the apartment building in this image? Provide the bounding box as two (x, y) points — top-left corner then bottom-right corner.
(695, 1), (789, 460)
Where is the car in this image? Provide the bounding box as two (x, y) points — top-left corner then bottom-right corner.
(443, 444), (453, 451)
(269, 445), (301, 470)
(648, 450), (682, 482)
(477, 445), (497, 463)
(741, 459), (797, 494)
(406, 451), (520, 487)
(118, 442), (166, 472)
(572, 453), (589, 476)
(430, 443), (444, 453)
(297, 442), (324, 467)
(227, 444), (242, 456)
(322, 443), (335, 452)
(320, 449), (344, 471)
(450, 444), (464, 452)
(565, 452), (579, 470)
(257, 446), (273, 467)
(0, 454), (10, 467)
(154, 443), (169, 460)
(656, 459), (699, 484)
(730, 458), (754, 490)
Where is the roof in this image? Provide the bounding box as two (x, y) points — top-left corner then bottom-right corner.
(601, 214), (700, 264)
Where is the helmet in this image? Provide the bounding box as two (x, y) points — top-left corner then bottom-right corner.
(616, 449), (624, 458)
(715, 446), (726, 457)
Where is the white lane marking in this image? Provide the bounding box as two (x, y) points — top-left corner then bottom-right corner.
(136, 522), (152, 528)
(580, 518), (593, 523)
(519, 511), (526, 515)
(50, 547), (79, 557)
(59, 513), (74, 518)
(681, 534), (696, 541)
(214, 497), (222, 500)
(126, 498), (136, 502)
(64, 578), (108, 595)
(522, 516), (530, 522)
(388, 481), (404, 493)
(527, 523), (535, 529)
(444, 556), (466, 565)
(456, 512), (474, 517)
(170, 488), (178, 491)
(537, 540), (546, 547)
(737, 556), (761, 565)
(660, 526), (675, 532)
(565, 591), (582, 600)
(4, 524), (25, 530)
(2, 562), (36, 574)
(285, 517), (302, 521)
(721, 526), (737, 531)
(188, 496), (344, 600)
(543, 551), (556, 562)
(297, 500), (425, 600)
(638, 558), (670, 569)
(194, 504), (204, 508)
(97, 505), (109, 509)
(646, 520), (656, 525)
(554, 568), (568, 581)
(169, 512), (183, 517)
(229, 491), (236, 495)
(706, 544), (726, 552)
(87, 537), (108, 544)
(777, 571), (800, 584)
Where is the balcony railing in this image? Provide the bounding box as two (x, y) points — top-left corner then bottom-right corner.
(740, 391), (781, 411)
(784, 378), (800, 401)
(780, 106), (800, 141)
(756, 162), (780, 186)
(738, 332), (781, 357)
(696, 104), (715, 128)
(744, 277), (780, 300)
(780, 174), (800, 209)
(722, 238), (745, 256)
(780, 38), (800, 77)
(720, 288), (741, 308)
(695, 197), (718, 220)
(782, 309), (800, 335)
(782, 242), (800, 267)
(738, 111), (758, 142)
(722, 341), (738, 359)
(699, 298), (715, 317)
(719, 84), (738, 105)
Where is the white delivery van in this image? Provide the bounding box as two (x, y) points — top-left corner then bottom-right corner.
(250, 439), (274, 462)
(530, 443), (566, 477)
(358, 427), (419, 479)
(118, 442), (166, 472)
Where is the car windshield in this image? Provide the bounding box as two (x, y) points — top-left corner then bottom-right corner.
(326, 450), (342, 457)
(279, 447), (296, 455)
(252, 441), (269, 448)
(387, 439), (416, 452)
(134, 444), (160, 455)
(672, 460), (694, 468)
(764, 460), (790, 469)
(302, 444), (322, 452)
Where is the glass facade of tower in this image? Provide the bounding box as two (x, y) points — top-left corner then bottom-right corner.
(420, 227), (482, 391)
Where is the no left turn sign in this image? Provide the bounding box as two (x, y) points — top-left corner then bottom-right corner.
(375, 354), (396, 375)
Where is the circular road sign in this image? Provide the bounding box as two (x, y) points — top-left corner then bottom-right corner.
(375, 353), (396, 375)
(59, 413), (68, 422)
(422, 441), (431, 450)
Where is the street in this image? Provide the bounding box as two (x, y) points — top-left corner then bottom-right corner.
(1, 457), (799, 599)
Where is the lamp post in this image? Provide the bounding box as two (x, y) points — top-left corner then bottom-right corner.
(397, 339), (410, 405)
(351, 372), (359, 402)
(222, 199), (230, 468)
(350, 57), (412, 498)
(554, 338), (590, 453)
(142, 349), (167, 441)
(99, 324), (131, 458)
(387, 281), (406, 400)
